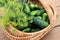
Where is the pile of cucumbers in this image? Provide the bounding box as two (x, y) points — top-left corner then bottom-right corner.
(1, 0), (50, 32)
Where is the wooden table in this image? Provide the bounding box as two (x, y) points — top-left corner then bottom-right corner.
(0, 0), (60, 40)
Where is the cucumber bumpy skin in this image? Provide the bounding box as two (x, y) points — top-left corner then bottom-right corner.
(33, 17), (49, 28)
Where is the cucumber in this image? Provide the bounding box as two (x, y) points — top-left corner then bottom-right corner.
(30, 9), (45, 16)
(33, 17), (49, 28)
(34, 4), (39, 8)
(36, 8), (46, 15)
(37, 16), (42, 19)
(30, 3), (39, 10)
(30, 3), (35, 9)
(24, 3), (30, 13)
(30, 10), (38, 16)
(30, 8), (46, 16)
(31, 28), (40, 32)
(42, 13), (48, 21)
(22, 28), (31, 32)
(17, 22), (28, 29)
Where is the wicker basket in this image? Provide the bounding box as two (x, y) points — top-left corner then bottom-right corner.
(1, 0), (57, 40)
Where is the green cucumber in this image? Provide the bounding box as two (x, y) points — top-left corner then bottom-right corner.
(30, 8), (46, 16)
(30, 10), (38, 16)
(22, 28), (31, 32)
(36, 8), (46, 15)
(30, 3), (35, 9)
(42, 13), (48, 21)
(34, 4), (39, 8)
(37, 16), (42, 19)
(33, 17), (49, 28)
(31, 28), (40, 32)
(17, 22), (28, 29)
(30, 3), (39, 10)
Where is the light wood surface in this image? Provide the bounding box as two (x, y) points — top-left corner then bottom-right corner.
(0, 0), (60, 40)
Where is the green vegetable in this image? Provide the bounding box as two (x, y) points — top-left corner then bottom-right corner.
(17, 22), (28, 29)
(22, 28), (31, 32)
(24, 3), (30, 13)
(36, 8), (46, 15)
(30, 3), (35, 9)
(10, 21), (17, 27)
(42, 13), (48, 21)
(37, 16), (42, 19)
(34, 4), (39, 8)
(33, 17), (49, 28)
(30, 10), (38, 16)
(30, 3), (39, 10)
(30, 8), (46, 16)
(31, 28), (40, 32)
